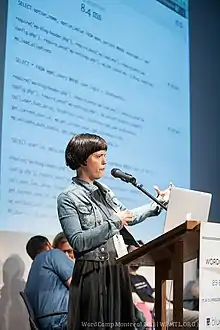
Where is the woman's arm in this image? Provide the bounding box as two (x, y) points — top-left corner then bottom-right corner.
(57, 193), (121, 252)
(129, 198), (166, 226)
(110, 192), (166, 226)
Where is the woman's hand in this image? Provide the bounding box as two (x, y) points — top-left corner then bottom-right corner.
(154, 182), (173, 203)
(115, 210), (134, 228)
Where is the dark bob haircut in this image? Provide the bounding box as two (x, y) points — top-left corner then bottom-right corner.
(65, 133), (107, 170)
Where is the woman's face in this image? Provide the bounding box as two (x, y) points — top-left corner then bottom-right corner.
(83, 150), (107, 180)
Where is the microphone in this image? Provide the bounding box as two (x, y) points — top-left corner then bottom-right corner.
(111, 168), (136, 184)
(111, 168), (168, 211)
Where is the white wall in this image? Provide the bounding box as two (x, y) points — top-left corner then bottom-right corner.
(0, 231), (54, 330)
(0, 231), (31, 330)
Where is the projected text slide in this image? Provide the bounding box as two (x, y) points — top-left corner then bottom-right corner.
(0, 0), (189, 240)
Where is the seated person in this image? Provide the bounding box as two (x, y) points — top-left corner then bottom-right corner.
(137, 240), (144, 245)
(128, 245), (199, 329)
(184, 276), (199, 311)
(53, 232), (75, 260)
(25, 235), (74, 330)
(132, 291), (153, 329)
(130, 264), (155, 306)
(191, 279), (199, 298)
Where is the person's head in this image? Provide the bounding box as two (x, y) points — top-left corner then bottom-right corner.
(26, 236), (52, 260)
(65, 133), (107, 182)
(53, 232), (74, 260)
(127, 245), (140, 273)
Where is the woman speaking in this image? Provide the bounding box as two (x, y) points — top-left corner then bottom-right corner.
(57, 133), (171, 330)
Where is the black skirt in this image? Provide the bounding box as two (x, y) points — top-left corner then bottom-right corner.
(68, 258), (146, 330)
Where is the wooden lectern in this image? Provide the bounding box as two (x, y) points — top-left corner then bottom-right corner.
(117, 220), (200, 330)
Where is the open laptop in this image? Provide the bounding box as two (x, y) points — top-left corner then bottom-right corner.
(163, 187), (212, 233)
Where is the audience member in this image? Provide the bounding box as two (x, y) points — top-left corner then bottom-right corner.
(128, 245), (199, 329)
(53, 232), (75, 260)
(137, 240), (144, 246)
(25, 236), (74, 330)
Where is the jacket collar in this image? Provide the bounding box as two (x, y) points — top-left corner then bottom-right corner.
(72, 177), (108, 195)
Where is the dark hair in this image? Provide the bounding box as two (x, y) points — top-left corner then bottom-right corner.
(127, 242), (144, 253)
(137, 240), (144, 245)
(53, 232), (67, 248)
(26, 236), (50, 260)
(65, 133), (107, 170)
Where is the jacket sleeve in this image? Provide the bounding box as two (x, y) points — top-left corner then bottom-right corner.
(57, 193), (121, 252)
(108, 189), (166, 226)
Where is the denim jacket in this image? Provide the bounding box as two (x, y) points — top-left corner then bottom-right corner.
(57, 178), (165, 261)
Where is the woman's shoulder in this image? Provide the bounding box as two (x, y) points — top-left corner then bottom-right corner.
(57, 179), (101, 210)
(57, 182), (84, 204)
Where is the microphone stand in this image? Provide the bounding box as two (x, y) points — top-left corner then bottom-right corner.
(114, 173), (168, 249)
(122, 177), (167, 211)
